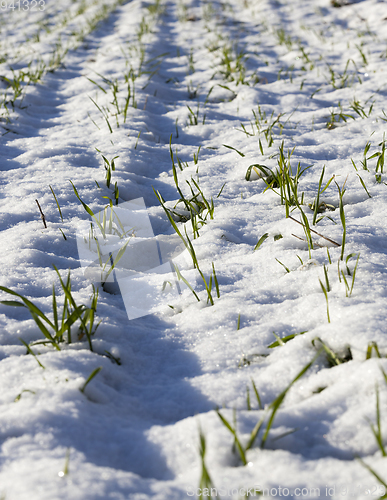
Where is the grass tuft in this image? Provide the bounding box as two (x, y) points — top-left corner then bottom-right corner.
(0, 267), (101, 351)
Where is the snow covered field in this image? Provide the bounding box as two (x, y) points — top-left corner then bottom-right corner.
(0, 0), (387, 498)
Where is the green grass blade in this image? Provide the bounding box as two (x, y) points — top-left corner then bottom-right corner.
(319, 279), (331, 322)
(80, 366), (102, 393)
(251, 378), (263, 409)
(174, 264), (200, 302)
(212, 262), (220, 298)
(0, 286), (55, 330)
(49, 185), (64, 221)
(54, 266), (78, 311)
(216, 410), (247, 465)
(350, 253), (360, 296)
(275, 258), (290, 273)
(268, 331), (307, 348)
(254, 233), (269, 251)
(357, 174), (371, 198)
(312, 337), (341, 366)
(31, 312), (59, 347)
(0, 300), (25, 307)
(357, 457), (387, 496)
(52, 284), (58, 332)
(339, 195), (346, 261)
(375, 384), (386, 456)
(86, 77), (107, 94)
(19, 338), (45, 369)
(223, 144), (245, 157)
(57, 305), (87, 337)
(312, 166), (325, 225)
(103, 239), (131, 281)
(260, 351), (320, 448)
(70, 181), (105, 238)
(153, 187), (192, 256)
(323, 265), (330, 292)
(245, 414), (266, 451)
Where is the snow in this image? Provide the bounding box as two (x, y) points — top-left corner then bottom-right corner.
(0, 0), (387, 498)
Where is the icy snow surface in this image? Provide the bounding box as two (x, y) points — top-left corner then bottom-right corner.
(0, 0), (387, 498)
